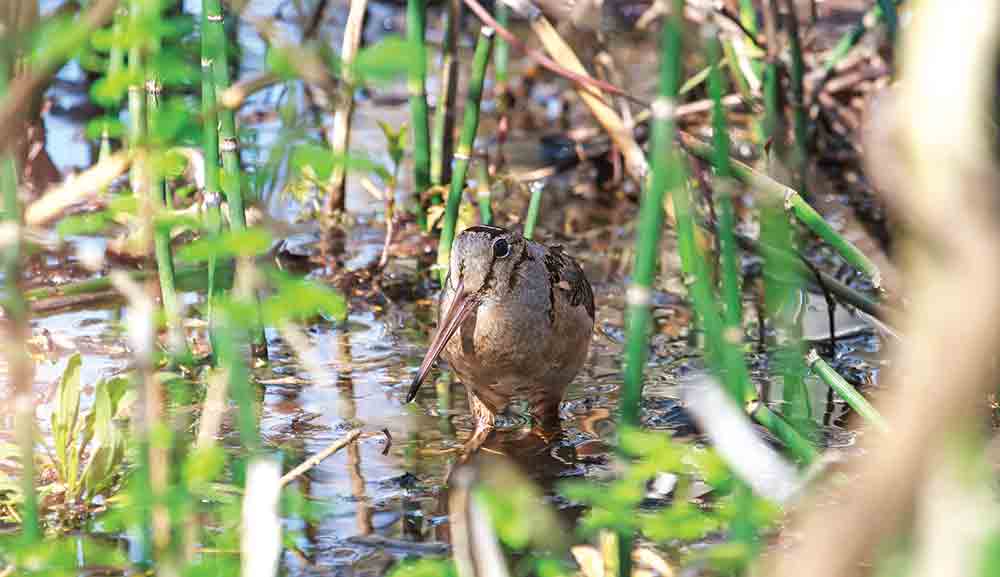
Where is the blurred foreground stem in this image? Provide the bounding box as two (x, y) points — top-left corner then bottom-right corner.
(0, 53), (39, 541)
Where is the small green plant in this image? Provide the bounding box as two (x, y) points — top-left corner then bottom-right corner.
(0, 355), (134, 529)
(560, 429), (781, 573)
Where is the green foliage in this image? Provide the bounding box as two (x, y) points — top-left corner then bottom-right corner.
(560, 429), (780, 571)
(378, 120), (408, 172)
(388, 557), (457, 577)
(2, 354), (135, 525)
(0, 533), (129, 576)
(352, 36), (422, 84)
(85, 117), (126, 141)
(290, 143), (391, 183)
(177, 228), (273, 262)
(262, 269), (349, 324)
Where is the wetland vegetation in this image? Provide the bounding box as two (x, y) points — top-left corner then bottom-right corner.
(0, 0), (998, 576)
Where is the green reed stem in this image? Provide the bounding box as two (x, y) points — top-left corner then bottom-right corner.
(203, 0), (266, 359)
(819, 0), (902, 76)
(475, 158), (493, 225)
(621, 0), (683, 433)
(24, 262), (232, 303)
(126, 0), (155, 563)
(494, 1), (511, 158)
(676, 147), (817, 463)
(877, 0), (897, 52)
(0, 51), (39, 542)
(783, 191), (882, 289)
(681, 134), (883, 290)
(522, 181), (543, 240)
(437, 27), (494, 284)
(201, 0), (225, 353)
(751, 402), (818, 463)
(407, 0), (430, 226)
(203, 0), (245, 231)
(146, 40), (185, 357)
(782, 0), (809, 194)
(618, 5), (685, 574)
(201, 1), (222, 363)
(706, 30), (742, 334)
(709, 30), (757, 546)
(807, 350), (889, 433)
(100, 12), (125, 165)
(216, 310), (261, 481)
(430, 0), (461, 191)
(761, 202), (813, 438)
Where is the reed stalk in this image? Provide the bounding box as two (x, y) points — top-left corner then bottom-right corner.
(100, 11), (125, 165)
(750, 402), (818, 463)
(761, 202), (813, 438)
(680, 133), (884, 291)
(327, 0), (368, 213)
(806, 350), (888, 433)
(494, 1), (511, 161)
(407, 0), (430, 226)
(436, 27), (494, 284)
(819, 0), (902, 76)
(146, 33), (185, 357)
(673, 110), (817, 465)
(782, 184), (882, 290)
(522, 181), (543, 240)
(705, 29), (742, 335)
(475, 157), (492, 225)
(622, 0), (682, 426)
(0, 48), (39, 543)
(617, 5), (684, 574)
(782, 0), (809, 194)
(203, 0), (267, 359)
(704, 42), (761, 543)
(201, 1), (224, 339)
(430, 0), (461, 191)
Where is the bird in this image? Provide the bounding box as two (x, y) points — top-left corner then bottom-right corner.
(406, 225), (595, 453)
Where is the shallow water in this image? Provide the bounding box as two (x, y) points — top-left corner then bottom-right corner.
(5, 0), (886, 573)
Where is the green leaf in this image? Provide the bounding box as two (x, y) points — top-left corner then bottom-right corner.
(148, 50), (197, 86)
(266, 46), (297, 80)
(353, 36), (421, 84)
(290, 143), (391, 183)
(377, 120), (408, 169)
(177, 228), (274, 262)
(57, 211), (114, 237)
(85, 116), (126, 141)
(183, 446), (226, 494)
(91, 70), (140, 106)
(148, 97), (193, 145)
(387, 558), (457, 577)
(261, 272), (348, 324)
(52, 354), (83, 488)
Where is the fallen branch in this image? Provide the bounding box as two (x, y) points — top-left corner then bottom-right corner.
(278, 429), (362, 487)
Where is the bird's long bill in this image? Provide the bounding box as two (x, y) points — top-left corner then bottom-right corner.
(406, 282), (478, 403)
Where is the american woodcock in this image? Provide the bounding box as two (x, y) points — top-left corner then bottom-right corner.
(407, 225), (595, 452)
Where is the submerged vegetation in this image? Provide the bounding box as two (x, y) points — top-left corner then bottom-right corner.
(0, 0), (998, 576)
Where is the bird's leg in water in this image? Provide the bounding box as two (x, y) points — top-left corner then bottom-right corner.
(463, 393), (496, 454)
(529, 389), (562, 445)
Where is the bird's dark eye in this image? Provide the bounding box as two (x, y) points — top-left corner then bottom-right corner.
(492, 237), (510, 259)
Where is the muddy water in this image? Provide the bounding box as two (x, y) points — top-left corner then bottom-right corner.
(4, 1), (885, 574)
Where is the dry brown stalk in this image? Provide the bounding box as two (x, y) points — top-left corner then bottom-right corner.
(279, 429), (362, 487)
(24, 152), (130, 227)
(326, 0), (368, 214)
